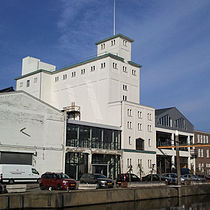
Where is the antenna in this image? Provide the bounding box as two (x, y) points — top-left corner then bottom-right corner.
(114, 0), (116, 35)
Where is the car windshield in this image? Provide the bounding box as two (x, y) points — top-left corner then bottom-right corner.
(94, 174), (107, 178)
(57, 173), (70, 179)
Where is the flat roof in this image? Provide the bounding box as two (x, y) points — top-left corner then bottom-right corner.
(67, 119), (121, 131)
(96, 34), (134, 45)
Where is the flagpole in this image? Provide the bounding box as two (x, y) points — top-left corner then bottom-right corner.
(114, 0), (116, 35)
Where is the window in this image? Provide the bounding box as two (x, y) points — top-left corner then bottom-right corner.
(26, 80), (30, 87)
(113, 62), (117, 69)
(132, 70), (136, 76)
(175, 118), (186, 129)
(91, 66), (95, 71)
(138, 111), (142, 119)
(19, 82), (23, 87)
(63, 74), (67, 80)
(111, 40), (115, 46)
(147, 125), (152, 132)
(159, 115), (172, 127)
(123, 84), (128, 91)
(207, 149), (209, 158)
(55, 76), (59, 82)
(127, 121), (132, 129)
(71, 72), (76, 77)
(123, 95), (127, 101)
(197, 134), (200, 143)
(34, 77), (37, 83)
(127, 109), (132, 117)
(123, 40), (127, 46)
(136, 138), (144, 150)
(101, 43), (105, 49)
(101, 63), (105, 69)
(147, 113), (152, 121)
(148, 160), (152, 168)
(198, 149), (200, 157)
(138, 159), (142, 167)
(129, 136), (131, 145)
(123, 66), (127, 72)
(201, 149), (204, 157)
(207, 136), (209, 143)
(138, 123), (142, 131)
(81, 69), (85, 75)
(148, 139), (151, 147)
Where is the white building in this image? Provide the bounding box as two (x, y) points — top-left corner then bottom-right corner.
(15, 34), (156, 177)
(0, 91), (65, 175)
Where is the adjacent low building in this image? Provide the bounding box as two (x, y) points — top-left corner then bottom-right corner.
(194, 130), (210, 176)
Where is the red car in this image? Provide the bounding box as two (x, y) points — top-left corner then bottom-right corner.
(39, 172), (76, 190)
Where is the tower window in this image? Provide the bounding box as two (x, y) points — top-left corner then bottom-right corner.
(81, 69), (85, 75)
(123, 95), (127, 101)
(113, 62), (117, 69)
(123, 84), (128, 91)
(55, 76), (59, 82)
(63, 74), (67, 80)
(72, 72), (76, 77)
(132, 70), (136, 76)
(101, 62), (106, 69)
(101, 43), (105, 50)
(123, 66), (127, 72)
(123, 40), (128, 46)
(111, 40), (115, 46)
(91, 66), (95, 71)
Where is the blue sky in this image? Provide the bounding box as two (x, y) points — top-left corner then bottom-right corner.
(0, 0), (209, 132)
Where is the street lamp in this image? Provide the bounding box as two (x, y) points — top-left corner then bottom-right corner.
(175, 130), (181, 185)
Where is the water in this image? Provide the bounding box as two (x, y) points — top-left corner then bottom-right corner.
(26, 195), (210, 210)
(66, 195), (210, 210)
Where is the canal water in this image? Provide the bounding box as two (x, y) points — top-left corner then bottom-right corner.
(64, 195), (210, 210)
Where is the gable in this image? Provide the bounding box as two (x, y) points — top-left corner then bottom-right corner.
(155, 107), (194, 133)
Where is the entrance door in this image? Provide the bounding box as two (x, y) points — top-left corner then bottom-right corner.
(92, 164), (107, 176)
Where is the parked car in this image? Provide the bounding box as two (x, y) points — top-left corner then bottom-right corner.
(161, 173), (184, 185)
(39, 172), (76, 190)
(116, 173), (140, 186)
(181, 174), (205, 183)
(80, 173), (114, 188)
(142, 174), (161, 182)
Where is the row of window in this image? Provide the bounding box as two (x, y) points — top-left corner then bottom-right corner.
(197, 134), (209, 144)
(127, 121), (152, 132)
(54, 63), (137, 82)
(197, 149), (209, 158)
(126, 158), (153, 169)
(19, 77), (38, 88)
(128, 136), (151, 147)
(100, 39), (128, 50)
(159, 115), (186, 129)
(127, 109), (152, 121)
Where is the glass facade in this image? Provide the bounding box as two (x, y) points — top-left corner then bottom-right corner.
(65, 152), (88, 180)
(66, 123), (121, 150)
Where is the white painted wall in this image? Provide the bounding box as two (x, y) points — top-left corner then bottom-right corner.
(0, 91), (65, 175)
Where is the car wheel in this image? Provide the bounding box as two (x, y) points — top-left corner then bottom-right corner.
(57, 184), (62, 190)
(40, 183), (45, 190)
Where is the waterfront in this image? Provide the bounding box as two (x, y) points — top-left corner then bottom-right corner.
(50, 195), (210, 210)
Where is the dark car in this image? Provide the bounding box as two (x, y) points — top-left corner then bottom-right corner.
(161, 173), (184, 185)
(39, 172), (76, 190)
(116, 173), (140, 186)
(142, 174), (161, 182)
(80, 173), (114, 188)
(182, 174), (205, 182)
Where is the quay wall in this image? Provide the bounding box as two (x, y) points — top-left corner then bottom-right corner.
(0, 184), (209, 209)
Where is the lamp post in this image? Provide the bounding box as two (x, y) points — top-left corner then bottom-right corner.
(175, 130), (181, 186)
